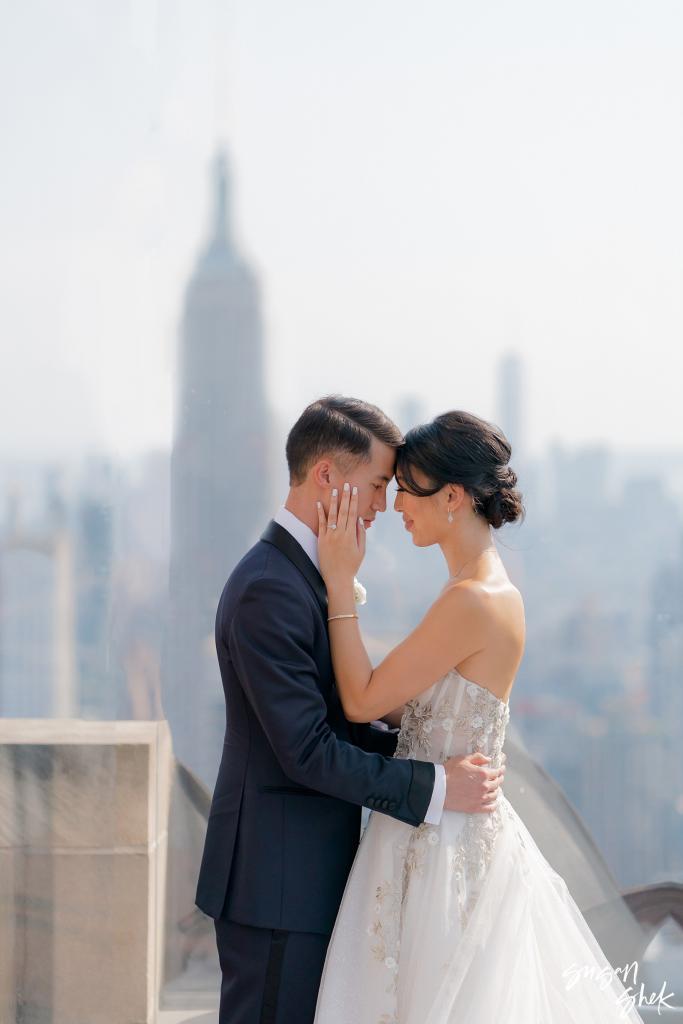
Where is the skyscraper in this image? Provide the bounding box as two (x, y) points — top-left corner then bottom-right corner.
(497, 350), (524, 462)
(75, 457), (116, 719)
(165, 147), (270, 784)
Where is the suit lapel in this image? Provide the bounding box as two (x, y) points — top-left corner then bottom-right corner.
(260, 520), (328, 617)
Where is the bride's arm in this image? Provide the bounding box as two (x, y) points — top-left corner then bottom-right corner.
(318, 487), (488, 723)
(326, 576), (485, 721)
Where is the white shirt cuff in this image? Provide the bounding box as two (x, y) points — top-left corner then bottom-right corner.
(423, 763), (446, 825)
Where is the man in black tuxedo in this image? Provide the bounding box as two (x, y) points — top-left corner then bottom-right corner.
(195, 396), (505, 1024)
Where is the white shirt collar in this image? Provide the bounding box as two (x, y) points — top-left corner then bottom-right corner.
(272, 505), (320, 573)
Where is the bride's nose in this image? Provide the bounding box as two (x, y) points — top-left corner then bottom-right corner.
(394, 492), (403, 512)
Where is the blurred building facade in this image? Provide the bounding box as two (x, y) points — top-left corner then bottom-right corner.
(164, 148), (271, 785)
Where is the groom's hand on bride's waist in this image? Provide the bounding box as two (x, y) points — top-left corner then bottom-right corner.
(442, 751), (506, 814)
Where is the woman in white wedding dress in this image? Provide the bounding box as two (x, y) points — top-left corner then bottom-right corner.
(313, 410), (645, 1024)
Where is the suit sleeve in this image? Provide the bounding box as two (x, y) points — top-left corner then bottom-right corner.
(227, 576), (434, 828)
(350, 721), (400, 759)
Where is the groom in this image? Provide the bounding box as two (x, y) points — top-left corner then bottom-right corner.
(195, 395), (506, 1024)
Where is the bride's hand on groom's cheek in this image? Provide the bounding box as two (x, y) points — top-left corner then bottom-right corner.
(316, 482), (366, 582)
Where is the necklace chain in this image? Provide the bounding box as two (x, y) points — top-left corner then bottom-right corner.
(448, 545), (498, 582)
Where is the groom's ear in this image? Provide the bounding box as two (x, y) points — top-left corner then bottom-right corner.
(311, 458), (333, 489)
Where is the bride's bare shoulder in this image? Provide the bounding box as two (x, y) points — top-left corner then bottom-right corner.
(438, 575), (522, 605)
(437, 577), (525, 638)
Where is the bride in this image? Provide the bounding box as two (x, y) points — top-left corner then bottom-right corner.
(312, 410), (645, 1023)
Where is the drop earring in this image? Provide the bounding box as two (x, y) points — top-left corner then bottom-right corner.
(447, 509), (454, 523)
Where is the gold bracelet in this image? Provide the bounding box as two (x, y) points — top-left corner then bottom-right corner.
(327, 613), (359, 622)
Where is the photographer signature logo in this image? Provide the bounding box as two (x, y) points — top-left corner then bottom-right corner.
(563, 960), (676, 1018)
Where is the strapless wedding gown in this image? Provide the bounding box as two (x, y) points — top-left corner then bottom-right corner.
(313, 668), (645, 1023)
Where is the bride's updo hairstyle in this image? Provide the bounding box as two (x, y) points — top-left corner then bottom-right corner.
(395, 410), (525, 529)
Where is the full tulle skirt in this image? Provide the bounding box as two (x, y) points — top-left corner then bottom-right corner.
(313, 795), (645, 1023)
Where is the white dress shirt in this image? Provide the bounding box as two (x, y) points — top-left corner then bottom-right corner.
(272, 505), (447, 825)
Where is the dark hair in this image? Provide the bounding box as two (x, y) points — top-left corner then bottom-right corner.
(286, 395), (404, 485)
(395, 410), (525, 529)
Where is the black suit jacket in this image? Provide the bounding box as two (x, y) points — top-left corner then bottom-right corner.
(194, 520), (435, 935)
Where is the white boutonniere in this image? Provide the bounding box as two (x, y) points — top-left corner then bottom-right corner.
(353, 577), (367, 605)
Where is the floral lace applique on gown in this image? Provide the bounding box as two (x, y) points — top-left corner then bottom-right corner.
(313, 669), (646, 1024)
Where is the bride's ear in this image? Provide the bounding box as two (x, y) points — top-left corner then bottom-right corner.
(446, 482), (465, 507)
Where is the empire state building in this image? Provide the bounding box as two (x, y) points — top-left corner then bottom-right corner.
(165, 147), (270, 784)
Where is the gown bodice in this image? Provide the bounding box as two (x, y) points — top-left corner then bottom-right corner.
(394, 668), (510, 770)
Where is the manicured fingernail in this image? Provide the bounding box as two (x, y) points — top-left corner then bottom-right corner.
(358, 516), (364, 526)
(316, 501), (321, 508)
(352, 485), (358, 495)
(332, 488), (338, 497)
(343, 482), (350, 492)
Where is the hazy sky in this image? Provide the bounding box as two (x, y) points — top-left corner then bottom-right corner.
(1, 0), (682, 460)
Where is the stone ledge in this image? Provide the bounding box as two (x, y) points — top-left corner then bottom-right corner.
(0, 719), (173, 1024)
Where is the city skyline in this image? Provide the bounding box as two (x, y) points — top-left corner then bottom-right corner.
(2, 7), (682, 1015)
(2, 2), (682, 461)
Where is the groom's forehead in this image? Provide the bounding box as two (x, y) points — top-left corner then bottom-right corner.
(358, 465), (391, 483)
(359, 463), (392, 484)
(367, 437), (398, 476)
(369, 455), (393, 481)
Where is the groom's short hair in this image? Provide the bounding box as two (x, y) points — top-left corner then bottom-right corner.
(286, 395), (403, 485)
